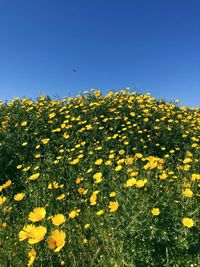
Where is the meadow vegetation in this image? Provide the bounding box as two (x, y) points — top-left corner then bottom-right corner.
(0, 89), (199, 266)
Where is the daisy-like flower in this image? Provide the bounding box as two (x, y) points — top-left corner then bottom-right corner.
(2, 222), (7, 228)
(19, 225), (47, 244)
(68, 209), (80, 219)
(2, 180), (12, 189)
(183, 158), (192, 164)
(29, 173), (40, 181)
(93, 172), (103, 184)
(151, 208), (160, 216)
(182, 217), (194, 228)
(27, 249), (36, 267)
(21, 121), (28, 126)
(191, 174), (200, 181)
(51, 214), (66, 226)
(135, 179), (147, 188)
(109, 192), (116, 197)
(90, 191), (99, 205)
(47, 229), (66, 252)
(41, 138), (50, 144)
(115, 165), (122, 171)
(182, 188), (193, 198)
(70, 158), (79, 165)
(96, 210), (105, 216)
(124, 178), (137, 187)
(48, 181), (59, 189)
(28, 226), (47, 244)
(108, 201), (119, 212)
(84, 223), (90, 229)
(13, 192), (25, 201)
(0, 196), (7, 205)
(93, 172), (102, 180)
(19, 224), (35, 241)
(28, 207), (46, 222)
(94, 159), (103, 165)
(56, 194), (65, 200)
(63, 133), (70, 139)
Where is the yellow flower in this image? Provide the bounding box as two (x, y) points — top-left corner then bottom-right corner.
(115, 165), (122, 171)
(96, 210), (105, 216)
(19, 224), (35, 241)
(182, 189), (193, 198)
(3, 206), (12, 213)
(69, 210), (80, 219)
(49, 112), (56, 119)
(63, 133), (70, 139)
(17, 164), (22, 169)
(2, 180), (12, 189)
(28, 249), (36, 267)
(135, 179), (147, 188)
(21, 121), (28, 126)
(119, 149), (125, 155)
(83, 238), (88, 244)
(126, 157), (134, 165)
(93, 172), (102, 180)
(28, 226), (47, 244)
(47, 229), (66, 252)
(182, 217), (194, 228)
(109, 192), (116, 197)
(0, 196), (7, 205)
(70, 158), (79, 165)
(84, 223), (90, 229)
(51, 214), (66, 226)
(90, 191), (99, 205)
(183, 158), (192, 164)
(151, 208), (160, 216)
(48, 181), (59, 189)
(28, 207), (46, 222)
(95, 159), (103, 165)
(23, 166), (31, 172)
(41, 138), (50, 144)
(94, 90), (101, 97)
(135, 153), (143, 159)
(86, 168), (93, 173)
(56, 194), (65, 200)
(76, 177), (84, 184)
(117, 159), (125, 165)
(29, 173), (40, 181)
(109, 154), (115, 159)
(159, 173), (168, 180)
(14, 192), (25, 201)
(184, 164), (191, 171)
(94, 176), (102, 184)
(105, 160), (112, 166)
(130, 171), (138, 177)
(2, 222), (7, 228)
(78, 188), (88, 195)
(19, 224), (47, 244)
(108, 201), (119, 212)
(125, 178), (136, 187)
(191, 174), (200, 181)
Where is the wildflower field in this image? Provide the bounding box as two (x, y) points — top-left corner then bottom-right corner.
(0, 89), (199, 267)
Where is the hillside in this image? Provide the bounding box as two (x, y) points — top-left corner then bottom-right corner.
(0, 89), (200, 267)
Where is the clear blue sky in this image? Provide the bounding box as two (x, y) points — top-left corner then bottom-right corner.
(0, 0), (200, 107)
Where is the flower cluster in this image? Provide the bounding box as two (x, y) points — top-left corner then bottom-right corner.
(0, 89), (199, 266)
